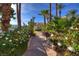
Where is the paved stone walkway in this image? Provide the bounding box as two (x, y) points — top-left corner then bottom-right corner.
(23, 36), (47, 56)
(23, 31), (57, 56)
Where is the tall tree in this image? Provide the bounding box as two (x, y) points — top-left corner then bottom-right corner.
(58, 4), (63, 18)
(0, 4), (2, 13)
(67, 9), (77, 17)
(56, 3), (64, 18)
(56, 3), (58, 17)
(49, 3), (52, 22)
(39, 10), (49, 25)
(0, 4), (16, 31)
(28, 16), (35, 36)
(66, 9), (77, 20)
(16, 3), (21, 28)
(1, 3), (11, 31)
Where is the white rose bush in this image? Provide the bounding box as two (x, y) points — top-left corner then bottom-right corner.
(44, 18), (79, 56)
(0, 26), (29, 56)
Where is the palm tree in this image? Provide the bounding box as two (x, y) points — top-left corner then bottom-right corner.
(49, 3), (52, 22)
(16, 3), (21, 28)
(56, 3), (58, 17)
(66, 9), (77, 27)
(0, 4), (2, 13)
(0, 3), (16, 31)
(28, 16), (35, 36)
(58, 4), (63, 18)
(39, 10), (49, 25)
(1, 3), (11, 31)
(67, 9), (77, 17)
(66, 9), (77, 20)
(56, 3), (64, 18)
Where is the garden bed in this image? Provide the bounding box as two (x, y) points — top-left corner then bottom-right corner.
(0, 26), (29, 56)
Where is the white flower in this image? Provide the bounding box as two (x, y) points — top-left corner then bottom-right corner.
(11, 48), (15, 51)
(15, 39), (18, 41)
(65, 37), (68, 40)
(5, 37), (8, 40)
(9, 40), (12, 42)
(23, 40), (25, 42)
(0, 36), (2, 38)
(1, 33), (4, 36)
(75, 27), (78, 30)
(51, 44), (54, 47)
(16, 45), (18, 46)
(57, 42), (62, 46)
(67, 46), (75, 52)
(20, 41), (22, 44)
(7, 34), (9, 36)
(71, 41), (73, 43)
(17, 31), (20, 33)
(14, 44), (16, 46)
(51, 34), (54, 37)
(70, 26), (73, 29)
(2, 43), (6, 46)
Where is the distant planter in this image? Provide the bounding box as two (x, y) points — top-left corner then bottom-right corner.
(35, 28), (41, 31)
(42, 32), (51, 37)
(28, 31), (36, 37)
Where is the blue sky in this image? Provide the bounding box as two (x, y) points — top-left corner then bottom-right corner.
(10, 3), (79, 25)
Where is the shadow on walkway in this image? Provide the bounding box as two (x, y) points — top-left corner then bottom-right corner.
(23, 36), (47, 56)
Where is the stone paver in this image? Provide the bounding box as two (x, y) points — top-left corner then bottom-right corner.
(23, 31), (57, 56)
(23, 36), (47, 56)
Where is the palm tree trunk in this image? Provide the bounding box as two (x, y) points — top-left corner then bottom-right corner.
(56, 3), (58, 17)
(16, 3), (21, 28)
(49, 3), (52, 22)
(59, 4), (61, 18)
(2, 3), (11, 31)
(59, 9), (61, 18)
(44, 16), (46, 25)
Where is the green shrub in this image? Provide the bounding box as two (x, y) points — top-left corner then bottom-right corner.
(27, 18), (35, 36)
(47, 17), (79, 55)
(0, 26), (29, 56)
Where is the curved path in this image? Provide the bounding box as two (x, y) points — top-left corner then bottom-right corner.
(23, 31), (57, 56)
